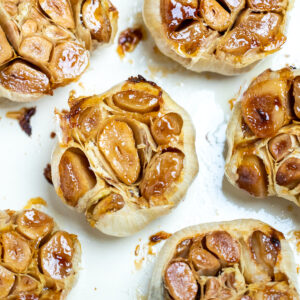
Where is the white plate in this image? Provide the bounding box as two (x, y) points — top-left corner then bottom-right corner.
(0, 0), (300, 298)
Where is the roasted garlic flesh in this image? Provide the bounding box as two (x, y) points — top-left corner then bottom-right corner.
(51, 76), (198, 236)
(0, 209), (80, 299)
(225, 68), (300, 205)
(0, 0), (118, 102)
(143, 0), (289, 75)
(148, 219), (299, 300)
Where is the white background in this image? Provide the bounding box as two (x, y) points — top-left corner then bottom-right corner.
(0, 0), (300, 298)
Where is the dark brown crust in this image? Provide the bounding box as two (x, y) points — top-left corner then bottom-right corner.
(127, 75), (159, 88)
(44, 163), (53, 185)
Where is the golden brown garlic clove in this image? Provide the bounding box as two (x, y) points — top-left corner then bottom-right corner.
(16, 209), (54, 240)
(164, 262), (198, 300)
(0, 61), (51, 94)
(247, 0), (287, 11)
(112, 90), (160, 113)
(21, 19), (38, 37)
(0, 265), (15, 298)
(98, 119), (141, 185)
(39, 231), (74, 280)
(151, 113), (183, 145)
(2, 232), (32, 273)
(200, 0), (231, 32)
(276, 157), (300, 189)
(82, 0), (112, 43)
(293, 77), (300, 119)
(268, 133), (292, 162)
(91, 193), (125, 219)
(59, 148), (97, 206)
(205, 231), (240, 265)
(0, 26), (14, 66)
(175, 238), (192, 258)
(38, 0), (75, 29)
(140, 151), (184, 202)
(12, 275), (39, 294)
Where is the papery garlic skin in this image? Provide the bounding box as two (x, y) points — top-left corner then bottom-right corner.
(51, 76), (198, 237)
(226, 68), (300, 205)
(149, 219), (299, 300)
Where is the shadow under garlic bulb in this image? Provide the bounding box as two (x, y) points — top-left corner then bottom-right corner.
(0, 209), (81, 299)
(51, 76), (198, 237)
(148, 219), (299, 300)
(143, 0), (290, 75)
(225, 68), (300, 205)
(0, 0), (118, 102)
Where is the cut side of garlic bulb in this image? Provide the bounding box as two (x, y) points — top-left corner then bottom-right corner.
(226, 67), (300, 205)
(0, 0), (118, 102)
(0, 208), (81, 299)
(149, 219), (299, 300)
(51, 76), (198, 237)
(143, 0), (290, 75)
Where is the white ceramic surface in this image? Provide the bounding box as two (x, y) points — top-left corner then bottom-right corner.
(0, 0), (300, 298)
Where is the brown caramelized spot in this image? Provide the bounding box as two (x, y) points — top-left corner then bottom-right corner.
(0, 265), (15, 298)
(0, 26), (14, 65)
(92, 193), (125, 219)
(276, 157), (300, 189)
(205, 231), (240, 264)
(113, 90), (160, 113)
(49, 42), (89, 84)
(293, 77), (300, 119)
(241, 80), (288, 138)
(268, 133), (292, 162)
(117, 27), (143, 58)
(19, 36), (53, 64)
(6, 107), (36, 136)
(200, 0), (231, 32)
(140, 151), (184, 201)
(151, 113), (183, 145)
(250, 231), (280, 276)
(0, 61), (50, 95)
(2, 232), (32, 273)
(98, 120), (140, 184)
(237, 154), (268, 197)
(39, 231), (74, 280)
(164, 262), (198, 300)
(44, 163), (53, 185)
(149, 231), (172, 245)
(38, 0), (75, 29)
(59, 148), (97, 206)
(247, 0), (287, 11)
(220, 12), (284, 56)
(189, 247), (221, 276)
(16, 209), (54, 240)
(82, 0), (112, 43)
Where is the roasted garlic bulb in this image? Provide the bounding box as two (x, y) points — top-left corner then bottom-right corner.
(225, 68), (300, 205)
(143, 0), (289, 75)
(0, 0), (118, 102)
(149, 219), (299, 300)
(0, 208), (81, 299)
(51, 76), (198, 237)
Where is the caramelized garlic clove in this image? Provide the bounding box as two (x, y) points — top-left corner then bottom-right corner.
(164, 262), (198, 300)
(19, 36), (53, 64)
(247, 0), (287, 11)
(16, 209), (54, 240)
(59, 148), (97, 206)
(82, 0), (112, 43)
(276, 157), (300, 189)
(98, 120), (141, 185)
(237, 155), (268, 197)
(175, 239), (192, 258)
(49, 42), (89, 84)
(140, 151), (184, 202)
(268, 133), (292, 162)
(189, 247), (221, 276)
(38, 0), (75, 29)
(39, 231), (74, 280)
(2, 232), (32, 273)
(91, 193), (125, 220)
(112, 90), (160, 113)
(151, 113), (183, 145)
(293, 77), (300, 119)
(0, 60), (51, 95)
(12, 275), (39, 294)
(0, 265), (15, 298)
(200, 0), (231, 32)
(205, 231), (240, 265)
(250, 231), (280, 277)
(0, 26), (14, 66)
